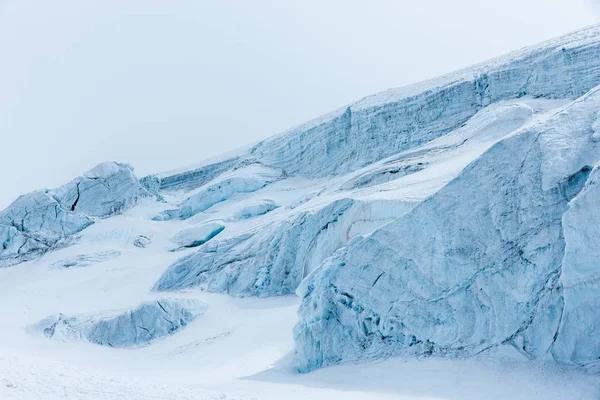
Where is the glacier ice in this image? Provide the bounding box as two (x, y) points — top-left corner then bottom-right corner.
(152, 98), (561, 298)
(153, 198), (412, 296)
(0, 162), (149, 267)
(249, 27), (600, 178)
(152, 164), (281, 221)
(232, 199), (279, 220)
(550, 163), (600, 365)
(170, 221), (225, 249)
(293, 86), (600, 372)
(31, 298), (205, 348)
(148, 27), (600, 193)
(5, 25), (600, 377)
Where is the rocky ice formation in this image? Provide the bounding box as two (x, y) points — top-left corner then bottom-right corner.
(293, 86), (600, 371)
(170, 221), (225, 249)
(0, 162), (150, 267)
(31, 298), (205, 348)
(153, 198), (411, 296)
(6, 25), (600, 374)
(551, 163), (600, 366)
(153, 164), (281, 221)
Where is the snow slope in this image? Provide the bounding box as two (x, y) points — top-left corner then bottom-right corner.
(2, 25), (600, 399)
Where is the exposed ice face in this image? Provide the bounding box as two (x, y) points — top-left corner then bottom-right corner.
(153, 164), (281, 221)
(246, 27), (600, 179)
(31, 298), (206, 348)
(0, 162), (149, 267)
(293, 86), (600, 372)
(550, 163), (600, 365)
(153, 198), (413, 296)
(170, 221), (225, 249)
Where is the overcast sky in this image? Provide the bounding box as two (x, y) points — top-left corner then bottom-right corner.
(0, 1), (599, 208)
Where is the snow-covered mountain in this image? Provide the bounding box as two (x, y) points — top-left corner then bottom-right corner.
(2, 25), (600, 400)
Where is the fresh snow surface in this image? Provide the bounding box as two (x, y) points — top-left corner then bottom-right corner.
(3, 26), (600, 399)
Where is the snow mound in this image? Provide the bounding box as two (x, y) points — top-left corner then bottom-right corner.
(294, 86), (600, 372)
(31, 298), (206, 348)
(0, 162), (149, 267)
(170, 221), (225, 249)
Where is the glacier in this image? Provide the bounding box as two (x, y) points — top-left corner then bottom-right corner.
(1, 24), (600, 381)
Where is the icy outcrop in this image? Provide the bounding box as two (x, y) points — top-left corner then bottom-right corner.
(294, 86), (600, 371)
(149, 157), (240, 192)
(550, 164), (600, 365)
(32, 298), (205, 348)
(250, 26), (600, 178)
(153, 164), (280, 221)
(50, 250), (121, 269)
(170, 221), (225, 249)
(232, 199), (279, 220)
(0, 162), (149, 267)
(154, 198), (413, 296)
(0, 224), (49, 266)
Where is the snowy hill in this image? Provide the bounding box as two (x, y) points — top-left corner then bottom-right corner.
(2, 25), (600, 399)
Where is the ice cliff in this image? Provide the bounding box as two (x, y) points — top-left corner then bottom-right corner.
(294, 86), (600, 371)
(5, 25), (600, 373)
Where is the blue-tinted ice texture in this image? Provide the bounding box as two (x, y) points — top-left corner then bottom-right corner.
(0, 162), (149, 267)
(293, 86), (600, 371)
(31, 298), (206, 348)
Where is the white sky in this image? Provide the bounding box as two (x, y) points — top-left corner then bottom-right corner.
(0, 0), (599, 208)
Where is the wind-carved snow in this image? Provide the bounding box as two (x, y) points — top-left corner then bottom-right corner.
(0, 162), (149, 267)
(152, 164), (281, 221)
(31, 298), (206, 348)
(170, 221), (225, 250)
(50, 250), (121, 269)
(293, 86), (600, 372)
